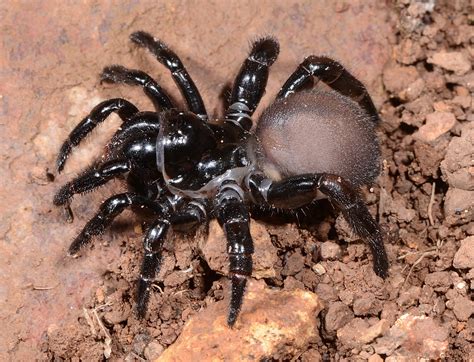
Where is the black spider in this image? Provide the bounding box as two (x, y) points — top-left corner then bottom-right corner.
(54, 32), (389, 327)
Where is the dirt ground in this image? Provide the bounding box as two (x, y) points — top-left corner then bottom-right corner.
(1, 0), (472, 360)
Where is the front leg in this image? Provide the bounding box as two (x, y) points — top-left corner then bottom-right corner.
(215, 183), (254, 326)
(225, 37), (279, 131)
(248, 173), (388, 278)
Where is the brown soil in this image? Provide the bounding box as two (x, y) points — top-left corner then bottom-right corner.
(1, 0), (472, 360)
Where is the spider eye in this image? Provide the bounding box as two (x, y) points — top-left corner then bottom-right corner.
(157, 110), (216, 180)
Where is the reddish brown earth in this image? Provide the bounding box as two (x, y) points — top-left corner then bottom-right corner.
(1, 0), (472, 360)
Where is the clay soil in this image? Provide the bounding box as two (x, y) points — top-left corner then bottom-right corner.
(1, 0), (473, 360)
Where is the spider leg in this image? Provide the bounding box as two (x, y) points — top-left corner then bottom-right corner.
(248, 173), (388, 278)
(67, 192), (163, 255)
(57, 98), (138, 173)
(215, 184), (253, 326)
(225, 37), (279, 131)
(101, 65), (174, 111)
(54, 159), (131, 206)
(130, 31), (207, 119)
(137, 201), (206, 318)
(277, 56), (379, 122)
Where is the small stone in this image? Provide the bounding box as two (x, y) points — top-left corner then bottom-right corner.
(444, 188), (474, 217)
(368, 354), (384, 362)
(359, 319), (390, 345)
(319, 241), (342, 260)
(428, 51), (471, 75)
(397, 286), (421, 307)
(414, 111), (456, 143)
(440, 123), (474, 190)
(312, 263), (326, 275)
(424, 271), (452, 292)
(452, 296), (474, 321)
(453, 236), (474, 269)
(383, 62), (419, 94)
(144, 341), (164, 360)
(158, 281), (322, 361)
(282, 250), (305, 276)
(399, 78), (425, 101)
(325, 301), (354, 332)
(337, 318), (389, 348)
(374, 314), (449, 358)
(353, 294), (382, 316)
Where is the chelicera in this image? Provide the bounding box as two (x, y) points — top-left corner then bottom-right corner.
(54, 32), (389, 326)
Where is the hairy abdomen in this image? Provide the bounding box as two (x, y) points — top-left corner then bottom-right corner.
(254, 90), (380, 187)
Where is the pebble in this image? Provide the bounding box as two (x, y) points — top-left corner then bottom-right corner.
(428, 51), (471, 75)
(440, 123), (474, 190)
(453, 236), (474, 269)
(382, 62), (419, 93)
(424, 271), (452, 292)
(144, 341), (164, 360)
(325, 301), (354, 332)
(452, 296), (474, 321)
(414, 111), (456, 142)
(337, 318), (389, 348)
(319, 241), (342, 260)
(444, 188), (474, 217)
(158, 280), (322, 361)
(353, 295), (382, 316)
(373, 314), (449, 358)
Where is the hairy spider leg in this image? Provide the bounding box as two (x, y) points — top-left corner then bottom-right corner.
(277, 56), (379, 122)
(67, 192), (164, 255)
(225, 37), (280, 131)
(54, 159), (131, 206)
(101, 65), (174, 111)
(137, 201), (206, 318)
(248, 173), (389, 278)
(215, 184), (254, 326)
(56, 98), (139, 173)
(130, 31), (207, 119)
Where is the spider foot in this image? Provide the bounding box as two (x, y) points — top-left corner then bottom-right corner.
(228, 273), (247, 327)
(250, 37), (280, 66)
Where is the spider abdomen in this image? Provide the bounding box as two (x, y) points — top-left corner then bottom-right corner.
(255, 90), (380, 187)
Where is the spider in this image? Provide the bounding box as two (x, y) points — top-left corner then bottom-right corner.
(54, 31), (389, 327)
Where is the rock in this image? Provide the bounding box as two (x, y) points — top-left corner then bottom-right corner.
(399, 78), (425, 101)
(300, 349), (322, 362)
(325, 301), (354, 332)
(319, 241), (342, 260)
(394, 38), (424, 65)
(144, 342), (164, 360)
(444, 188), (474, 217)
(440, 123), (474, 190)
(383, 62), (419, 94)
(452, 296), (474, 321)
(200, 220), (278, 279)
(428, 51), (471, 75)
(157, 281), (322, 361)
(353, 294), (382, 316)
(424, 271), (452, 292)
(374, 314), (449, 358)
(368, 354), (384, 362)
(337, 318), (389, 348)
(453, 236), (474, 269)
(414, 111), (456, 143)
(397, 286), (421, 307)
(282, 250), (306, 276)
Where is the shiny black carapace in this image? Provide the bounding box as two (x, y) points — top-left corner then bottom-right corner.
(54, 32), (388, 326)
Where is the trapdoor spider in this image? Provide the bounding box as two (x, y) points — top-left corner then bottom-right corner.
(54, 32), (389, 326)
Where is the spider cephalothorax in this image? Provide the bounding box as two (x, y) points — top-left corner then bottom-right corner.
(54, 32), (388, 326)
